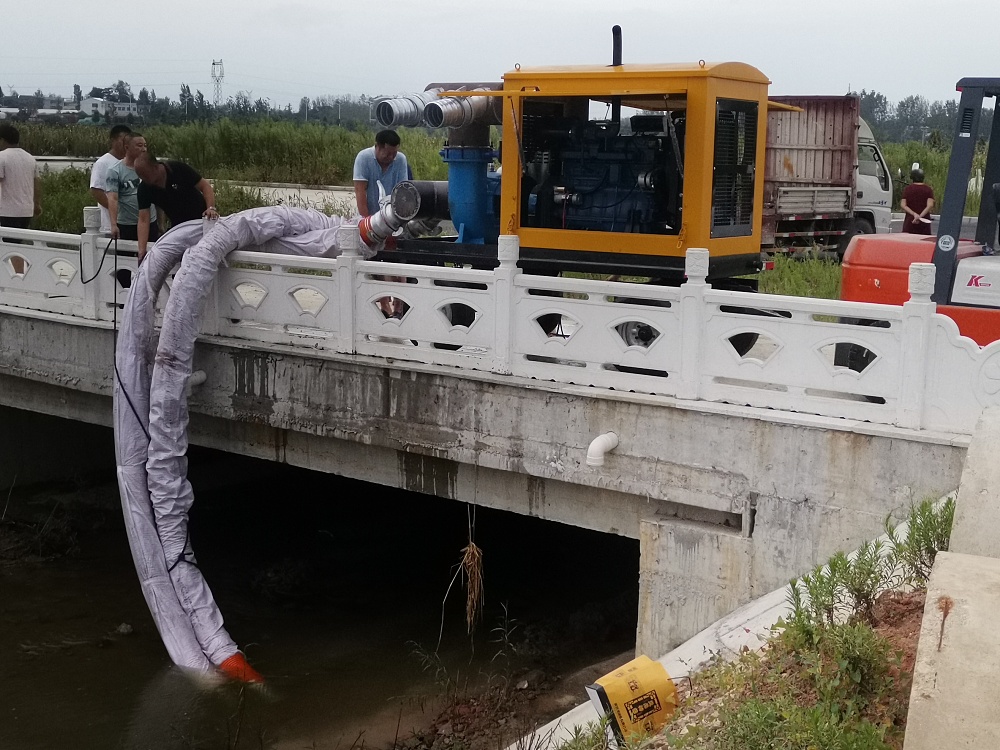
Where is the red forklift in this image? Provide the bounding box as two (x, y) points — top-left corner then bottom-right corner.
(840, 78), (1000, 346)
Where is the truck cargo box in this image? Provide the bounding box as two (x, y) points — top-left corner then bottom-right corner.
(762, 95), (862, 248)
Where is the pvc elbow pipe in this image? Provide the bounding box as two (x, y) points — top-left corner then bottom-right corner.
(184, 370), (207, 397)
(586, 431), (619, 467)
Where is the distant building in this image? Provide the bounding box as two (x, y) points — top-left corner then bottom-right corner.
(0, 107), (22, 120)
(107, 102), (149, 120)
(79, 97), (108, 116)
(15, 94), (41, 111)
(111, 101), (141, 118)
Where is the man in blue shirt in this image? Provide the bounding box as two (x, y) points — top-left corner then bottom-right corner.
(353, 129), (409, 217)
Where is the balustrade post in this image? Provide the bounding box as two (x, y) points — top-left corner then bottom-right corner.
(677, 249), (710, 401)
(897, 262), (937, 429)
(492, 235), (521, 375)
(81, 207), (103, 320)
(200, 278), (221, 337)
(335, 222), (360, 354)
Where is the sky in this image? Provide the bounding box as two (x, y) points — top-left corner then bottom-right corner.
(2, 0), (997, 110)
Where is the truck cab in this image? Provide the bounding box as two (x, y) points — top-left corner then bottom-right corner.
(855, 117), (893, 234)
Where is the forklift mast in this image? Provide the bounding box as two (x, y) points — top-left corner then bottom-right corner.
(932, 78), (1000, 303)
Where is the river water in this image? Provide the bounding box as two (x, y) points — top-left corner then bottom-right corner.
(0, 448), (638, 750)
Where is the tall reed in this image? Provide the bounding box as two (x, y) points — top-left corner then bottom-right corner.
(18, 122), (448, 185)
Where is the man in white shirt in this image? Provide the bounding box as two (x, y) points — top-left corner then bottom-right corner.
(0, 124), (40, 230)
(89, 125), (131, 234)
(0, 124), (40, 273)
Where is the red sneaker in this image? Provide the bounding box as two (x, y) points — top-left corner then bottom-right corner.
(218, 652), (265, 684)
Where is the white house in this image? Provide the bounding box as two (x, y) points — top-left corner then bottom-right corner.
(78, 97), (108, 116)
(111, 102), (140, 117)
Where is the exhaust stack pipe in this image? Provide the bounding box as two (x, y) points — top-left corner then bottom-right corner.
(610, 25), (622, 128)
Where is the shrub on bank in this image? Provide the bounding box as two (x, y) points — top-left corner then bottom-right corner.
(557, 498), (954, 750)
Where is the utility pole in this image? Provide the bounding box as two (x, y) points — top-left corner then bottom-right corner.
(211, 60), (224, 108)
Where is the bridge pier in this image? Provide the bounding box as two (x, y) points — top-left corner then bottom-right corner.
(637, 518), (753, 658)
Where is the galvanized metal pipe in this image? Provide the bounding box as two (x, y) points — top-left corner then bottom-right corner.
(374, 88), (443, 128)
(424, 90), (502, 129)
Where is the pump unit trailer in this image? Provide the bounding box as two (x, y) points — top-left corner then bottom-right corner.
(361, 27), (770, 285)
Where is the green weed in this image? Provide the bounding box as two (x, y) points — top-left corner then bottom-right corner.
(213, 183), (275, 215)
(34, 168), (94, 235)
(758, 255), (842, 299)
(885, 497), (955, 586)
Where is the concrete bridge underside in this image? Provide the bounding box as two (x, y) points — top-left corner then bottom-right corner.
(0, 310), (969, 656)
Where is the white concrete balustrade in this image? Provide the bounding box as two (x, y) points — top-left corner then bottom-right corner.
(1, 221), (997, 436)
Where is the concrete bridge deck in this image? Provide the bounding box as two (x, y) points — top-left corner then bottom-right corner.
(1, 218), (993, 656)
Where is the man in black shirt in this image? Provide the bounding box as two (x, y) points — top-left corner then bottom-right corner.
(135, 154), (218, 261)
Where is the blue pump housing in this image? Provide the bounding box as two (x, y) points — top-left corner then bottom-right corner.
(441, 146), (500, 244)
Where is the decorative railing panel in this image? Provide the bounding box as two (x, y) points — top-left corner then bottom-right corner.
(3, 220), (999, 436)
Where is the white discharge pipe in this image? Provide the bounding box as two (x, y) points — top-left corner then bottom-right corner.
(586, 432), (619, 467)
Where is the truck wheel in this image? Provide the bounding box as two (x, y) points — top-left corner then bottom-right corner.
(837, 217), (875, 260)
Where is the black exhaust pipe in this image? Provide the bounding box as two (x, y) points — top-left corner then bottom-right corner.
(611, 25), (622, 128)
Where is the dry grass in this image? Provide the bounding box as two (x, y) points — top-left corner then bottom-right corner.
(437, 509), (485, 650)
(461, 540), (484, 633)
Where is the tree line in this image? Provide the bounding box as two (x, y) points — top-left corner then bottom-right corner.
(4, 79), (994, 145)
(854, 89), (995, 147)
(0, 79), (379, 129)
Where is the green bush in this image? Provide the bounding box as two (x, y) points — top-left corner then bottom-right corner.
(885, 497), (955, 586)
(34, 168), (94, 235)
(213, 183), (273, 215)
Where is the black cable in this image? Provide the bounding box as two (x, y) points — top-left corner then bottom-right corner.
(167, 530), (196, 573)
(110, 236), (150, 441)
(81, 236), (114, 285)
(589, 184), (637, 210)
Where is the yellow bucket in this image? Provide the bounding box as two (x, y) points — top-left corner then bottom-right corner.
(585, 654), (678, 741)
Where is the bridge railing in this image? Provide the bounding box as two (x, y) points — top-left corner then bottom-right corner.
(1, 222), (994, 434)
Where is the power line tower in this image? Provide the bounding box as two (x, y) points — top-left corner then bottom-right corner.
(211, 60), (224, 108)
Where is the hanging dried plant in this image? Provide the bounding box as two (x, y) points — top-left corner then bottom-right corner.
(437, 507), (484, 651)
